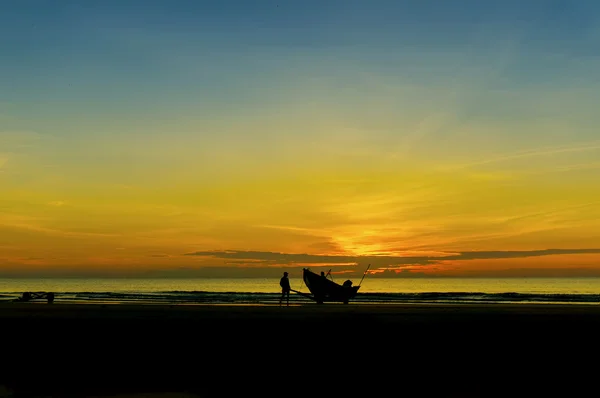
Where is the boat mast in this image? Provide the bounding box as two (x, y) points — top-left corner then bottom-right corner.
(325, 269), (332, 281)
(358, 264), (371, 287)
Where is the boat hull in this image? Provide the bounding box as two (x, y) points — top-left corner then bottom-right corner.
(302, 268), (360, 304)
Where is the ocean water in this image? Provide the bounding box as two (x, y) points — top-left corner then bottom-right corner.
(2, 276), (600, 305)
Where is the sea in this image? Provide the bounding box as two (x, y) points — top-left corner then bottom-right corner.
(2, 276), (600, 305)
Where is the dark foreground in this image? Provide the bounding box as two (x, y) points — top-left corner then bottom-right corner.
(2, 302), (600, 397)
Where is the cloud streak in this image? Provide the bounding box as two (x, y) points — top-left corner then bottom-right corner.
(450, 141), (600, 171)
(185, 248), (600, 269)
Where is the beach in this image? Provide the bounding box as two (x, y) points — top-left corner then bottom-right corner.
(2, 302), (599, 397)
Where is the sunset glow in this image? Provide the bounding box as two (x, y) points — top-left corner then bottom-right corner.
(2, 1), (600, 278)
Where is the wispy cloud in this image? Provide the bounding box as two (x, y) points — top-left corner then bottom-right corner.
(551, 162), (600, 173)
(185, 248), (600, 270)
(0, 214), (119, 239)
(450, 141), (600, 171)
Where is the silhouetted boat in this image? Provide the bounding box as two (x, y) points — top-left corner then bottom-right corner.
(297, 267), (362, 304)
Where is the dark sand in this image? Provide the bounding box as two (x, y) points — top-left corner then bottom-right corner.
(2, 302), (599, 397)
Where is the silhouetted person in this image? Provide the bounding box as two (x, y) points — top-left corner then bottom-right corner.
(316, 271), (327, 304)
(279, 271), (291, 306)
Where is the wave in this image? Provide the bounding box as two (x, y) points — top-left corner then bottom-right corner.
(2, 290), (600, 305)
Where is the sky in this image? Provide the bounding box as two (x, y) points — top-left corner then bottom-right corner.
(1, 0), (600, 278)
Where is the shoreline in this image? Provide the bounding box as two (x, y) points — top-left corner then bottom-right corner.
(3, 299), (600, 307)
(4, 296), (600, 306)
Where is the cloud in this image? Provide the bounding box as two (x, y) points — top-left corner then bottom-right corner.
(451, 141), (600, 171)
(185, 248), (600, 269)
(0, 215), (118, 239)
(551, 162), (600, 173)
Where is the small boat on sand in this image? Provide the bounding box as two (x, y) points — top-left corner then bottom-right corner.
(293, 267), (368, 304)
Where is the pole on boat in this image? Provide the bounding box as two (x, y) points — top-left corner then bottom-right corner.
(358, 264), (371, 287)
